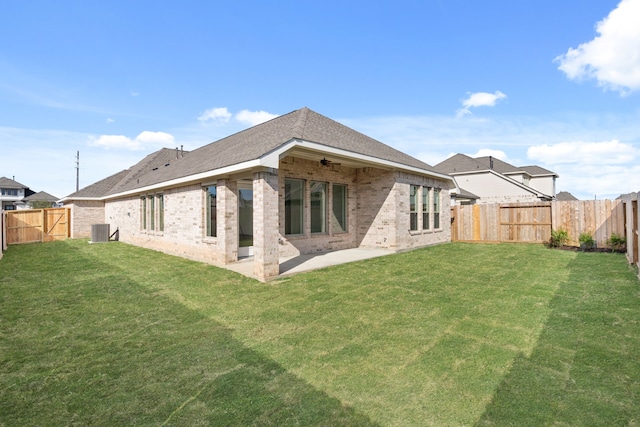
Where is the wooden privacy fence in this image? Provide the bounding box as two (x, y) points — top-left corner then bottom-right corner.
(451, 200), (624, 247)
(5, 208), (70, 244)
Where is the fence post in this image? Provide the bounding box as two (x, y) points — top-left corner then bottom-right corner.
(1, 210), (5, 256)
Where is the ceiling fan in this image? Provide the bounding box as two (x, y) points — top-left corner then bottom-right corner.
(320, 157), (341, 167)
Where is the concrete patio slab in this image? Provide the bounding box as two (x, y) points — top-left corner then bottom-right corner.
(225, 247), (395, 281)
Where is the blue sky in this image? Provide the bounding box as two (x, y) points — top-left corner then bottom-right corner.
(1, 0), (639, 200)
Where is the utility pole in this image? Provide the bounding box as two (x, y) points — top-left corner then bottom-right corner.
(76, 151), (80, 192)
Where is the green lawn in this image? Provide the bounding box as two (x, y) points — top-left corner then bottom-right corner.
(1, 240), (639, 426)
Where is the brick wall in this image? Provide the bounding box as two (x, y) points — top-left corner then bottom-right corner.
(67, 200), (105, 238)
(91, 155), (451, 275)
(104, 185), (220, 265)
(355, 167), (398, 248)
(477, 194), (540, 205)
(278, 156), (358, 257)
(393, 172), (451, 249)
(356, 169), (451, 250)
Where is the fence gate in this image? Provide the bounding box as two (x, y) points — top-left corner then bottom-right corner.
(451, 203), (552, 243)
(499, 203), (552, 243)
(6, 208), (70, 244)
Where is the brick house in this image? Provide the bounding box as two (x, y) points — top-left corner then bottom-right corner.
(61, 108), (454, 280)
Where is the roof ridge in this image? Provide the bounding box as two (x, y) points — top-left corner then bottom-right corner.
(290, 107), (309, 139)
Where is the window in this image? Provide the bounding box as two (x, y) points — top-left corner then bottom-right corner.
(332, 184), (347, 233)
(141, 194), (164, 232)
(285, 179), (304, 235)
(433, 188), (441, 229)
(157, 194), (164, 232)
(1, 188), (18, 196)
(206, 186), (217, 237)
(410, 185), (419, 231)
(422, 186), (430, 230)
(141, 197), (147, 230)
(149, 196), (155, 231)
(310, 181), (327, 233)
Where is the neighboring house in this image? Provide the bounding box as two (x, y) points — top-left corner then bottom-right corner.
(433, 154), (557, 205)
(22, 191), (60, 209)
(556, 191), (578, 201)
(0, 177), (34, 210)
(61, 107), (455, 281)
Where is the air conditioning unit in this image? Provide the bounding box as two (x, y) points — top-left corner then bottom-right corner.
(91, 224), (110, 243)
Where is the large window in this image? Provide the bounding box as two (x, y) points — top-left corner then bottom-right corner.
(332, 184), (347, 233)
(410, 185), (419, 231)
(141, 197), (147, 230)
(310, 181), (327, 233)
(149, 196), (155, 231)
(157, 194), (164, 232)
(285, 179), (304, 235)
(433, 188), (441, 229)
(141, 194), (164, 232)
(206, 186), (217, 237)
(422, 186), (430, 230)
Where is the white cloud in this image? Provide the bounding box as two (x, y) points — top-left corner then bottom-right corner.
(457, 91), (507, 117)
(343, 112), (640, 200)
(235, 109), (279, 126)
(196, 107), (278, 127)
(88, 131), (175, 150)
(468, 148), (508, 160)
(106, 118), (114, 124)
(550, 163), (640, 200)
(135, 131), (175, 145)
(527, 140), (637, 165)
(130, 91), (140, 97)
(198, 107), (232, 123)
(555, 0), (640, 94)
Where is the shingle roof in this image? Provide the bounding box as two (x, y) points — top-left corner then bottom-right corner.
(556, 191), (578, 201)
(453, 187), (480, 199)
(520, 165), (558, 177)
(433, 154), (484, 174)
(23, 191), (59, 202)
(0, 176), (29, 189)
(66, 107), (442, 199)
(434, 155), (558, 178)
(475, 156), (521, 174)
(68, 169), (131, 198)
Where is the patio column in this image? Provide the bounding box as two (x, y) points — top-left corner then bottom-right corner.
(253, 169), (280, 280)
(217, 178), (238, 264)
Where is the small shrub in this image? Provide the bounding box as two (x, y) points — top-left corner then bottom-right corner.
(547, 228), (569, 248)
(607, 233), (626, 252)
(579, 232), (595, 251)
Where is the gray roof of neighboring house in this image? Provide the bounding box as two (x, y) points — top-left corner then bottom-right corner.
(453, 187), (480, 199)
(66, 107), (441, 199)
(520, 165), (558, 177)
(475, 156), (522, 174)
(556, 191), (578, 201)
(23, 191), (59, 202)
(434, 154), (558, 178)
(0, 176), (29, 189)
(433, 153), (522, 175)
(433, 153), (483, 174)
